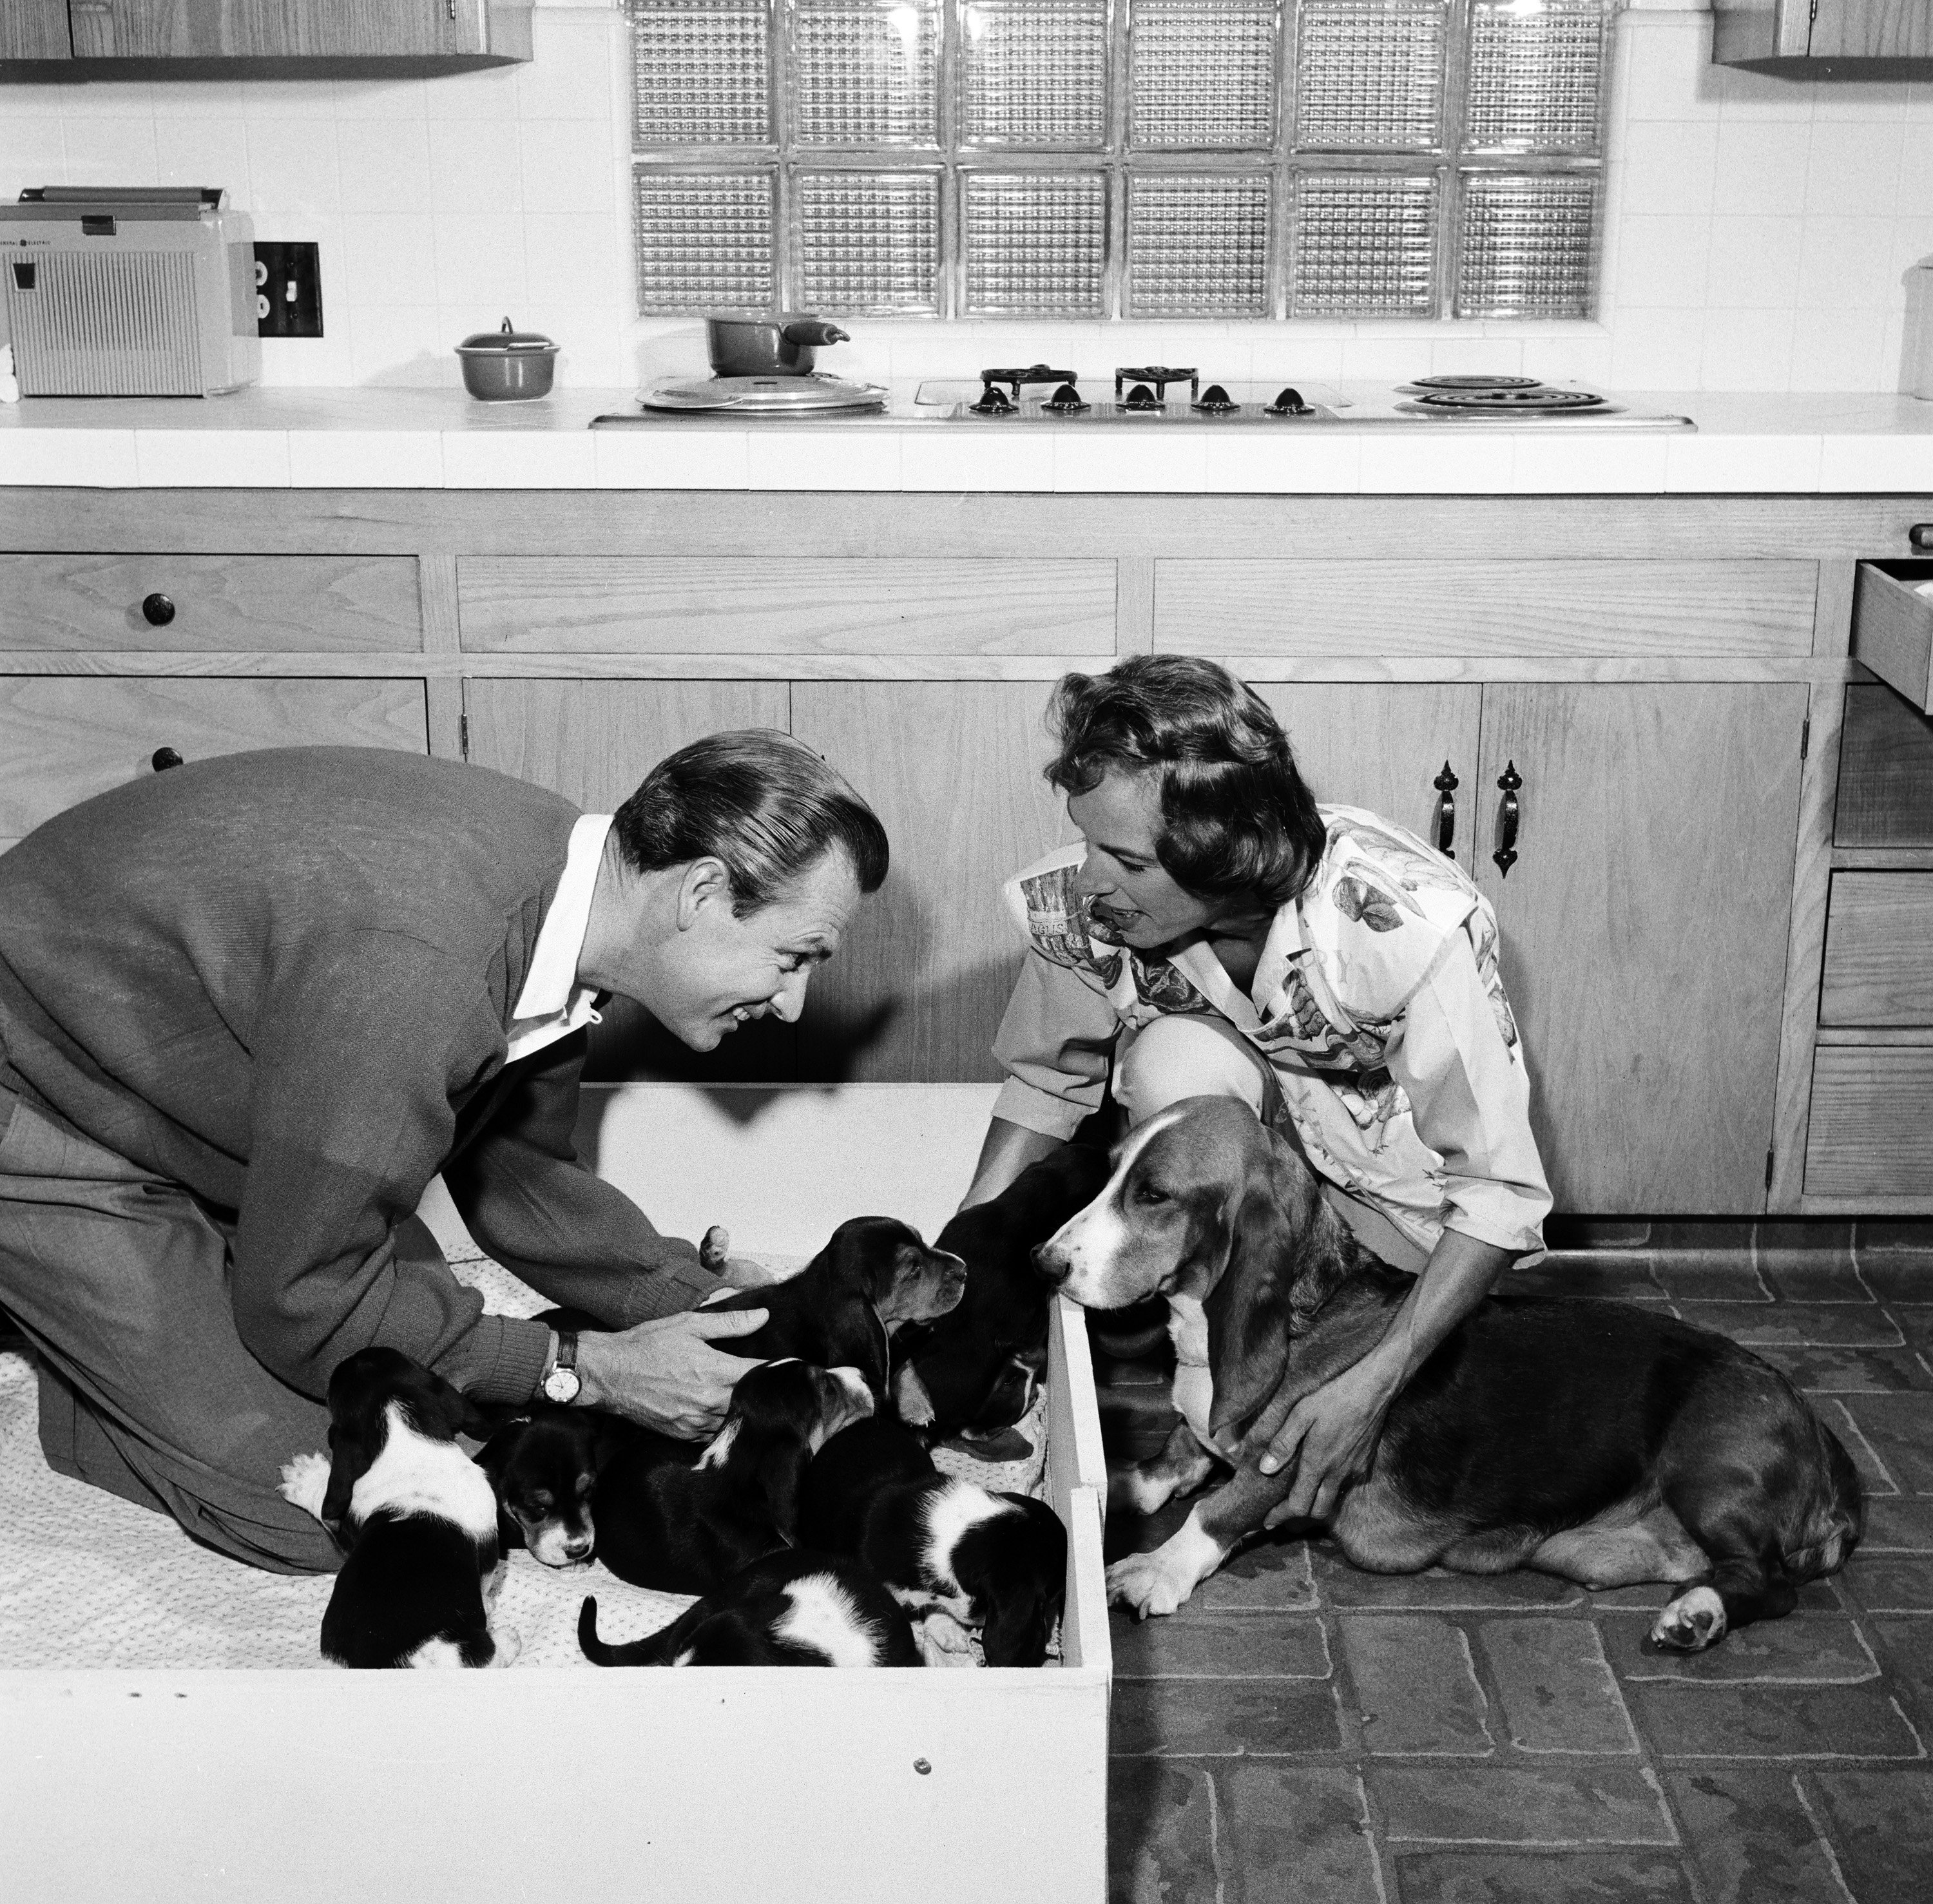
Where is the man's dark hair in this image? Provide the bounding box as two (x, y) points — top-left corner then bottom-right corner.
(1044, 656), (1326, 909)
(612, 730), (889, 915)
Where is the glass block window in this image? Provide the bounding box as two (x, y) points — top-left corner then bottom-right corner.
(630, 0), (1611, 318)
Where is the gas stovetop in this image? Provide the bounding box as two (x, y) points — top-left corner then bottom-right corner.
(593, 368), (1695, 431)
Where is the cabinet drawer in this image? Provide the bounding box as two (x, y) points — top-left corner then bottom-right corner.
(456, 557), (1117, 657)
(0, 677), (428, 847)
(1153, 559), (1818, 659)
(1851, 562), (1933, 716)
(1821, 873), (1933, 1024)
(0, 555), (423, 653)
(1805, 1046), (1933, 1197)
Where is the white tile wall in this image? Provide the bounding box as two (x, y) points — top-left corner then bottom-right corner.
(1, 1), (1930, 394)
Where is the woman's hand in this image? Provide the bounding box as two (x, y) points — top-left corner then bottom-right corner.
(1251, 1350), (1401, 1526)
(572, 1306), (768, 1438)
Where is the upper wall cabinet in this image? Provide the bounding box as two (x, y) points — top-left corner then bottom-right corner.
(1715, 0), (1933, 74)
(1, 0), (74, 59)
(1, 0), (532, 74)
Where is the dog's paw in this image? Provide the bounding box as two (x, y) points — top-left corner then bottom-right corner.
(1111, 1462), (1179, 1517)
(1106, 1550), (1193, 1621)
(892, 1363), (936, 1428)
(278, 1451), (331, 1521)
(1650, 1585), (1727, 1653)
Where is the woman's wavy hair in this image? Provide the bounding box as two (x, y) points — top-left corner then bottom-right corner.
(613, 730), (888, 916)
(1044, 657), (1326, 910)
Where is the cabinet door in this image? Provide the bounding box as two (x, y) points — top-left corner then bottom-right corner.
(1809, 0), (1933, 57)
(0, 675), (427, 854)
(2, 0), (71, 57)
(1254, 684), (1483, 877)
(790, 682), (1077, 1083)
(69, 0), (485, 59)
(1474, 684), (1807, 1213)
(460, 677), (795, 1082)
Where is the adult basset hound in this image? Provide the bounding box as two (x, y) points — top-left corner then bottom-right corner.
(1036, 1097), (1863, 1651)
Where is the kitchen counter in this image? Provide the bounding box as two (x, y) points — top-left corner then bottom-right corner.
(5, 387), (1933, 494)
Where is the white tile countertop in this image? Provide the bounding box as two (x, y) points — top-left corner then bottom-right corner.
(5, 387), (1933, 494)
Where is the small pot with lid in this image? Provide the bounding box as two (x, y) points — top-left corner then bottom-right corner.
(456, 316), (559, 401)
(706, 313), (849, 378)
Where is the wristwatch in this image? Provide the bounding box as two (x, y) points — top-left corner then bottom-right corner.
(540, 1328), (581, 1405)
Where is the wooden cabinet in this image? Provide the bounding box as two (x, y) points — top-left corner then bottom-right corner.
(25, 0), (532, 70)
(791, 682), (1077, 1083)
(0, 0), (72, 59)
(4, 483), (1914, 1214)
(1715, 0), (1933, 70)
(1809, 0), (1933, 61)
(1472, 684), (1807, 1212)
(0, 675), (428, 854)
(0, 555), (422, 653)
(1255, 685), (1482, 877)
(457, 559), (1116, 660)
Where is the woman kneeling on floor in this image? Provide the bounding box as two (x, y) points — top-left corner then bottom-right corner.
(961, 654), (1553, 1520)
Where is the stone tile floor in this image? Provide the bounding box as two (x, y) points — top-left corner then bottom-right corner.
(1099, 1224), (1933, 1904)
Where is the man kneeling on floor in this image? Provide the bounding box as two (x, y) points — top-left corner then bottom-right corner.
(0, 732), (887, 1573)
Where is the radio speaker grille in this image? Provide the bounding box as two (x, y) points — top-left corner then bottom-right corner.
(5, 249), (202, 396)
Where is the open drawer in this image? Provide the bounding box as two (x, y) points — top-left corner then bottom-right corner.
(1851, 561), (1933, 714)
(0, 1083), (1113, 1903)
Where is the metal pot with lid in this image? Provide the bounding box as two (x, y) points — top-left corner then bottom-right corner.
(706, 313), (849, 378)
(456, 316), (559, 401)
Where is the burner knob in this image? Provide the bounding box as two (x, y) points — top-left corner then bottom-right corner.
(1044, 382), (1090, 414)
(1193, 384), (1238, 415)
(970, 385), (1015, 416)
(1265, 387), (1312, 417)
(1123, 383), (1160, 410)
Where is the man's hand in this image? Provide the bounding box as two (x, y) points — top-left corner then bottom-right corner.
(1249, 1351), (1401, 1527)
(572, 1306), (767, 1439)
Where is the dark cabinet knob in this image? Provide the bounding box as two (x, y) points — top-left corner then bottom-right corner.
(1910, 524), (1933, 552)
(141, 592), (176, 626)
(1493, 762), (1523, 878)
(151, 747), (184, 773)
(1432, 760), (1459, 856)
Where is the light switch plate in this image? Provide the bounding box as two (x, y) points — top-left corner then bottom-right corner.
(253, 241), (323, 338)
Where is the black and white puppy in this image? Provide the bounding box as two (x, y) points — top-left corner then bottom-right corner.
(705, 1216), (968, 1400)
(892, 1145), (1114, 1438)
(476, 1404), (629, 1569)
(800, 1419), (1068, 1668)
(594, 1359), (874, 1595)
(279, 1346), (514, 1669)
(579, 1550), (921, 1668)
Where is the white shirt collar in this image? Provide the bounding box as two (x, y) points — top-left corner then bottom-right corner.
(506, 813), (611, 1058)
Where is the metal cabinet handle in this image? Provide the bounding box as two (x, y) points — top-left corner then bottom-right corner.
(1432, 760), (1458, 856)
(1493, 762), (1522, 878)
(151, 747), (184, 773)
(141, 592), (175, 626)
(1910, 523), (1933, 552)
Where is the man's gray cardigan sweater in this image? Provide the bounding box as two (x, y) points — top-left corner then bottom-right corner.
(0, 746), (718, 1405)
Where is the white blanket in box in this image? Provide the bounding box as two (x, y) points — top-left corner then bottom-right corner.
(0, 1248), (1048, 1669)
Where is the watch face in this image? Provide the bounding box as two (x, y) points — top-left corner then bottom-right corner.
(543, 1367), (581, 1405)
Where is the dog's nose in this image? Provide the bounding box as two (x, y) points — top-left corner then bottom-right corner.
(1032, 1243), (1070, 1287)
(564, 1535), (592, 1561)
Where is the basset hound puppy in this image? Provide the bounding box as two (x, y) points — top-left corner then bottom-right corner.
(1037, 1097), (1864, 1652)
(705, 1215), (968, 1402)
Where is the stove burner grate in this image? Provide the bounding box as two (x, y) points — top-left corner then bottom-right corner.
(1411, 373), (1543, 392)
(1411, 387), (1608, 412)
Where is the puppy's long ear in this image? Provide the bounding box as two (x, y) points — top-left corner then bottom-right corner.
(320, 1425), (364, 1524)
(979, 1581), (1051, 1668)
(1203, 1126), (1305, 1440)
(757, 1440), (809, 1544)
